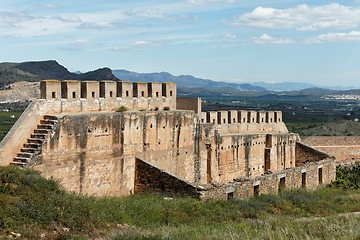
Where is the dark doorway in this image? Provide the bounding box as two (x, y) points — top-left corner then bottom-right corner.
(302, 172), (306, 188)
(254, 185), (260, 196)
(279, 177), (286, 192)
(318, 168), (323, 184)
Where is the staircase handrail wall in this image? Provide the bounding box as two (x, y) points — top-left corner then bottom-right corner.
(0, 100), (43, 166)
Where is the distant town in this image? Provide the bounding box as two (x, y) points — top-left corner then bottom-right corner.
(324, 94), (360, 100)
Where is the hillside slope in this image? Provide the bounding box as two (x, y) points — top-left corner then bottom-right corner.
(0, 60), (118, 89)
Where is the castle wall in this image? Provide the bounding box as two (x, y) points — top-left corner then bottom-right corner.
(2, 79), (338, 201)
(0, 101), (43, 165)
(199, 158), (336, 201)
(134, 158), (200, 198)
(209, 133), (297, 183)
(176, 98), (201, 113)
(35, 110), (197, 196)
(40, 80), (176, 112)
(200, 110), (288, 134)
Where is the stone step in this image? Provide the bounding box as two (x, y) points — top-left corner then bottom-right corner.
(27, 138), (44, 144)
(10, 161), (28, 166)
(13, 157), (30, 163)
(21, 148), (38, 153)
(17, 152), (32, 158)
(44, 115), (58, 121)
(23, 143), (41, 149)
(40, 119), (57, 125)
(31, 133), (47, 139)
(37, 124), (54, 130)
(34, 129), (49, 134)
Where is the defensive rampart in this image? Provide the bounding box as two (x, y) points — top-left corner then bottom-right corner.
(0, 79), (336, 200)
(199, 110), (287, 134)
(40, 80), (176, 113)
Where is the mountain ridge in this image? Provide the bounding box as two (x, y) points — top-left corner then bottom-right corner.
(0, 60), (118, 89)
(113, 69), (266, 92)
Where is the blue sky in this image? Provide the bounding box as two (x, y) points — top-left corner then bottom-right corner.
(1, 0), (360, 88)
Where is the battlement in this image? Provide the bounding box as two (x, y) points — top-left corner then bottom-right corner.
(39, 80), (176, 113)
(41, 80), (176, 100)
(199, 110), (287, 134)
(200, 110), (282, 124)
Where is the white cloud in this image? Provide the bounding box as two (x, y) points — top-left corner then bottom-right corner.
(224, 33), (237, 39)
(233, 3), (360, 31)
(124, 8), (166, 19)
(252, 34), (293, 44)
(111, 40), (165, 51)
(71, 39), (95, 46)
(0, 11), (34, 28)
(188, 0), (237, 4)
(131, 40), (164, 47)
(310, 31), (360, 43)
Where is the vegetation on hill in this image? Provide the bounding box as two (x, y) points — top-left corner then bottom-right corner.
(0, 165), (359, 239)
(0, 60), (118, 89)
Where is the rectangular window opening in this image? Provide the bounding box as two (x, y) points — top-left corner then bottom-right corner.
(110, 91), (113, 97)
(92, 92), (95, 98)
(52, 92), (56, 98)
(156, 92), (159, 97)
(302, 172), (306, 188)
(72, 92), (76, 98)
(254, 185), (260, 196)
(126, 90), (129, 97)
(318, 168), (323, 184)
(141, 91), (145, 97)
(227, 192), (234, 200)
(170, 90), (173, 96)
(279, 177), (286, 193)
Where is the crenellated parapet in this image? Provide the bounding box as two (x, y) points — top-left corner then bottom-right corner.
(199, 110), (287, 134)
(39, 80), (176, 113)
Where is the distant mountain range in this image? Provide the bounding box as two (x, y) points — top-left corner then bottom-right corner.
(0, 60), (357, 95)
(112, 69), (265, 92)
(113, 70), (355, 92)
(0, 60), (117, 89)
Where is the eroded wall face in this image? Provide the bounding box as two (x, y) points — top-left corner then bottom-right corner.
(204, 132), (297, 183)
(200, 158), (336, 201)
(36, 110), (196, 196)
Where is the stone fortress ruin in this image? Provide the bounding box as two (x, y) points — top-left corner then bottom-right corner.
(0, 79), (336, 200)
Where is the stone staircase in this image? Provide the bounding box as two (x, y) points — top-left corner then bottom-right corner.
(11, 115), (58, 167)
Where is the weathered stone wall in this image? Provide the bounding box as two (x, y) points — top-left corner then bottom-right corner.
(199, 110), (288, 134)
(134, 158), (200, 198)
(177, 98), (201, 113)
(40, 80), (177, 112)
(295, 142), (331, 167)
(207, 133), (297, 183)
(199, 158), (336, 201)
(302, 136), (360, 164)
(0, 101), (44, 166)
(34, 110), (197, 196)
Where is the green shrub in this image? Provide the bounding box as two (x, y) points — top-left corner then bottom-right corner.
(332, 163), (360, 189)
(116, 106), (128, 112)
